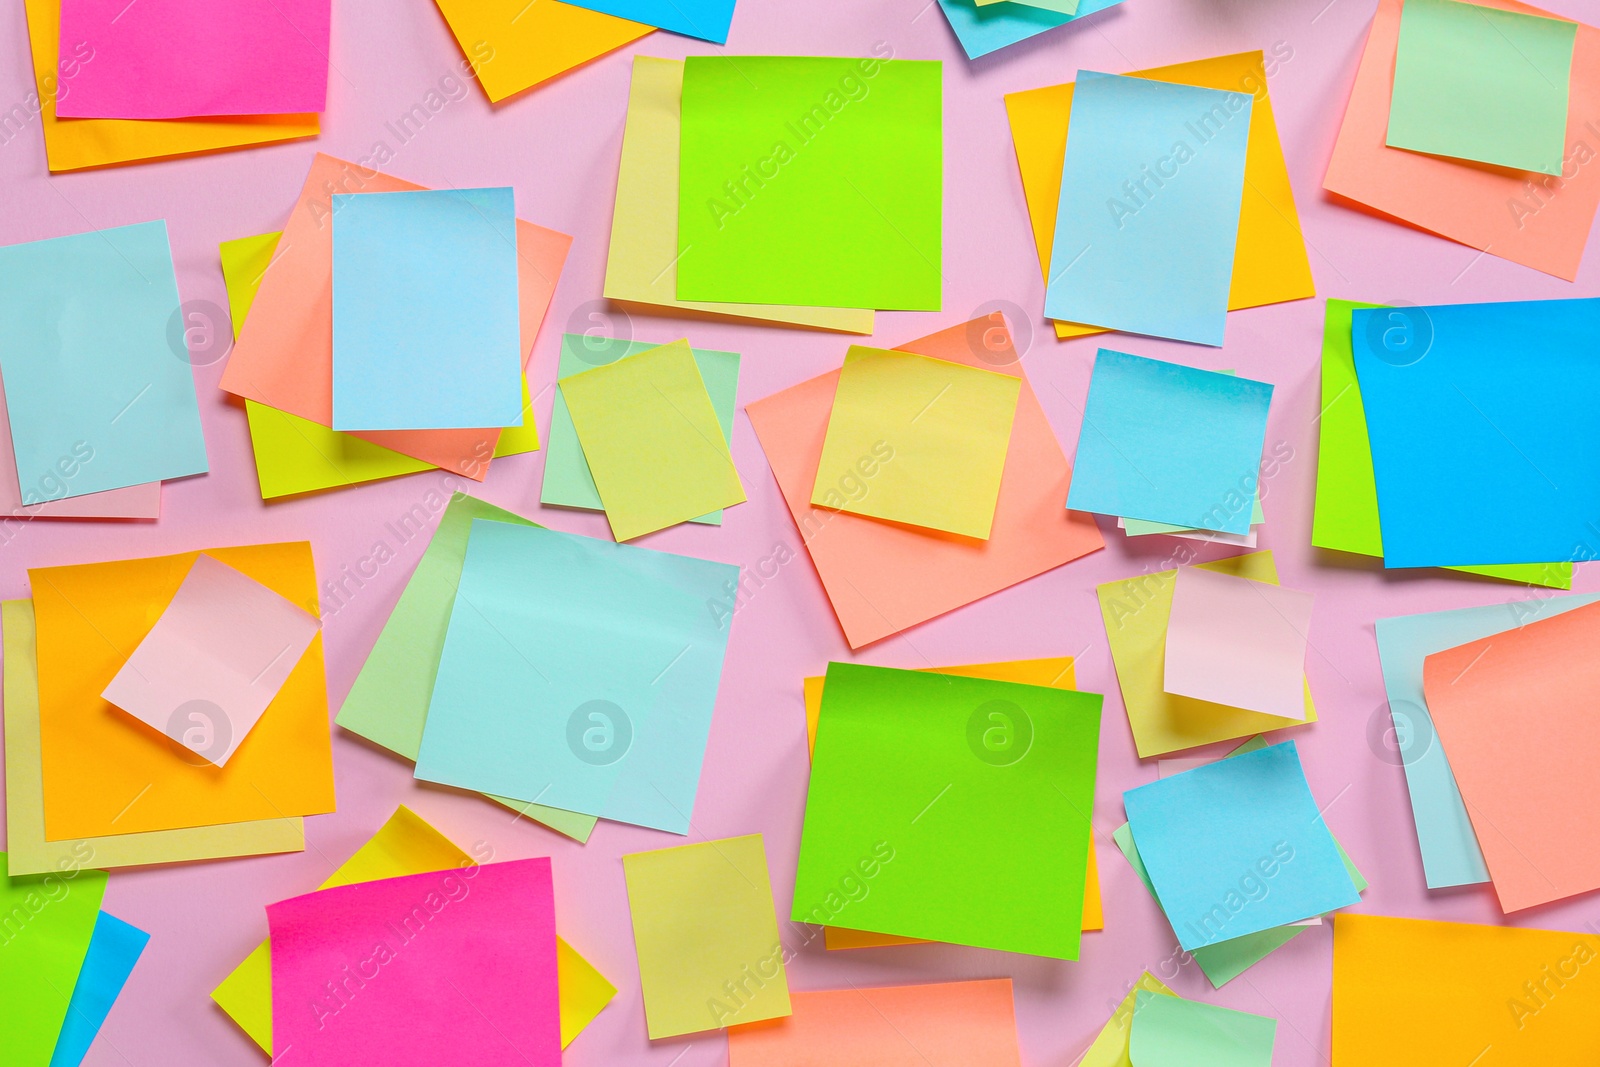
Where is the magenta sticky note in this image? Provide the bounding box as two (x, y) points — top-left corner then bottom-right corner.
(267, 858), (561, 1067)
(101, 554), (320, 766)
(55, 0), (332, 119)
(1163, 566), (1314, 720)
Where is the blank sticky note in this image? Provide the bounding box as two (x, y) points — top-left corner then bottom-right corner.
(939, 0), (1127, 62)
(1164, 567), (1312, 720)
(1045, 72), (1252, 345)
(49, 912), (149, 1067)
(624, 834), (790, 1038)
(1076, 973), (1177, 1067)
(0, 370), (159, 518)
(0, 852), (106, 1067)
(431, 0), (652, 104)
(1129, 991), (1275, 1067)
(559, 0), (733, 42)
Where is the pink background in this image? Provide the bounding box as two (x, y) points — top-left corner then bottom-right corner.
(1, 0), (1596, 1063)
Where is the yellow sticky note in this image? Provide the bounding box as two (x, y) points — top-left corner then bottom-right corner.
(212, 805), (615, 1051)
(623, 834), (792, 1038)
(812, 347), (1021, 540)
(1080, 973), (1179, 1067)
(432, 0), (653, 104)
(603, 57), (874, 335)
(559, 339), (746, 541)
(1005, 51), (1313, 341)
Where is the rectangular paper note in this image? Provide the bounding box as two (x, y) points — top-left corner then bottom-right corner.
(49, 912), (149, 1067)
(0, 852), (106, 1067)
(431, 0), (652, 104)
(1163, 567), (1312, 720)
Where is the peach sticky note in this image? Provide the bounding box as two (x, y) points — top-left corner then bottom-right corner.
(1163, 567), (1313, 721)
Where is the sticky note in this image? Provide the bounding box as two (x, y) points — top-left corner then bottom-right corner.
(727, 980), (1021, 1065)
(268, 858), (559, 1066)
(938, 0), (1123, 59)
(810, 347), (1019, 540)
(793, 663), (1101, 959)
(1068, 350), (1272, 535)
(331, 188), (524, 431)
(0, 373), (159, 518)
(677, 56), (942, 310)
(560, 0), (732, 41)
(1387, 0), (1576, 175)
(1045, 72), (1252, 345)
(1334, 914), (1600, 1064)
(415, 521), (737, 833)
(1351, 299), (1600, 567)
(558, 339), (745, 541)
(0, 852), (106, 1067)
(32, 545), (335, 840)
(1077, 973), (1178, 1067)
(56, 0), (331, 118)
(1129, 991), (1275, 1067)
(624, 835), (791, 1038)
(0, 222), (207, 500)
(1123, 741), (1361, 950)
(1163, 567), (1312, 719)
(747, 317), (1103, 649)
(432, 0), (652, 104)
(1324, 0), (1600, 280)
(49, 912), (148, 1067)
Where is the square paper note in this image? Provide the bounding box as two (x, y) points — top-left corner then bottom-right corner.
(1130, 991), (1275, 1067)
(1163, 567), (1312, 720)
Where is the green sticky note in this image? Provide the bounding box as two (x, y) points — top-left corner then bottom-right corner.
(676, 56), (942, 311)
(792, 663), (1101, 959)
(1312, 299), (1570, 589)
(1129, 990), (1276, 1067)
(1387, 0), (1576, 176)
(334, 493), (597, 842)
(542, 334), (740, 527)
(0, 853), (107, 1067)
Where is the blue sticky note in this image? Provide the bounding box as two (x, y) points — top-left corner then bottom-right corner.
(331, 188), (522, 432)
(49, 912), (148, 1067)
(414, 520), (738, 834)
(1123, 741), (1361, 951)
(1351, 299), (1600, 567)
(560, 0), (734, 43)
(936, 0), (1126, 61)
(0, 221), (207, 501)
(1045, 72), (1252, 346)
(1066, 349), (1272, 535)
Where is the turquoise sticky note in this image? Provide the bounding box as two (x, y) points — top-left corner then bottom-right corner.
(0, 221), (207, 502)
(49, 912), (148, 1067)
(561, 0), (733, 43)
(413, 520), (738, 834)
(1130, 990), (1276, 1067)
(331, 188), (522, 432)
(542, 335), (740, 525)
(1067, 350), (1272, 535)
(1123, 741), (1361, 951)
(1045, 71), (1252, 345)
(936, 0), (1126, 60)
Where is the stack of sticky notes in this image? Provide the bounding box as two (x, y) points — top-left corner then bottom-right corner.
(1328, 0), (1596, 276)
(22, 0), (326, 171)
(749, 317), (1103, 648)
(219, 154), (570, 500)
(604, 54), (941, 326)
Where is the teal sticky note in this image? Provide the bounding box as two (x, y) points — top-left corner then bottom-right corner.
(331, 188), (523, 431)
(542, 335), (740, 525)
(1123, 741), (1361, 951)
(1130, 990), (1276, 1067)
(413, 520), (739, 834)
(49, 912), (148, 1067)
(0, 221), (207, 502)
(1067, 349), (1272, 535)
(1045, 71), (1252, 345)
(936, 0), (1126, 61)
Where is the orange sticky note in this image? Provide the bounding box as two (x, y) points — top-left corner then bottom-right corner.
(220, 153), (570, 478)
(746, 317), (1103, 649)
(1324, 0), (1600, 281)
(432, 0), (653, 105)
(33, 544), (336, 840)
(1421, 600), (1600, 912)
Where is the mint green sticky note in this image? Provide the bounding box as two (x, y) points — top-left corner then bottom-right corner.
(1130, 990), (1276, 1067)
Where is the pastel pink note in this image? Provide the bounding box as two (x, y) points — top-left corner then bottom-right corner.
(101, 554), (320, 766)
(0, 371), (159, 519)
(267, 858), (560, 1067)
(55, 0), (332, 119)
(1163, 566), (1313, 720)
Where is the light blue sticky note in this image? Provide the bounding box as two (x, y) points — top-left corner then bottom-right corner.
(1123, 741), (1362, 951)
(414, 520), (738, 834)
(935, 0), (1126, 61)
(1373, 595), (1600, 889)
(1067, 349), (1272, 535)
(559, 0), (734, 43)
(0, 220), (207, 502)
(331, 188), (522, 432)
(1351, 299), (1600, 568)
(1130, 991), (1276, 1067)
(1045, 71), (1252, 346)
(49, 912), (148, 1067)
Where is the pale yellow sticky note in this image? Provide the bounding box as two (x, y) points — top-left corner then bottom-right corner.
(1080, 972), (1179, 1067)
(603, 57), (874, 335)
(432, 0), (653, 104)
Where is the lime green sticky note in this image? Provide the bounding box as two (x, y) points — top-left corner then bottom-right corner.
(1129, 990), (1276, 1067)
(0, 852), (107, 1067)
(1387, 0), (1576, 176)
(792, 663), (1101, 959)
(676, 56), (942, 311)
(559, 339), (745, 542)
(334, 493), (597, 843)
(1312, 299), (1570, 589)
(811, 346), (1020, 540)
